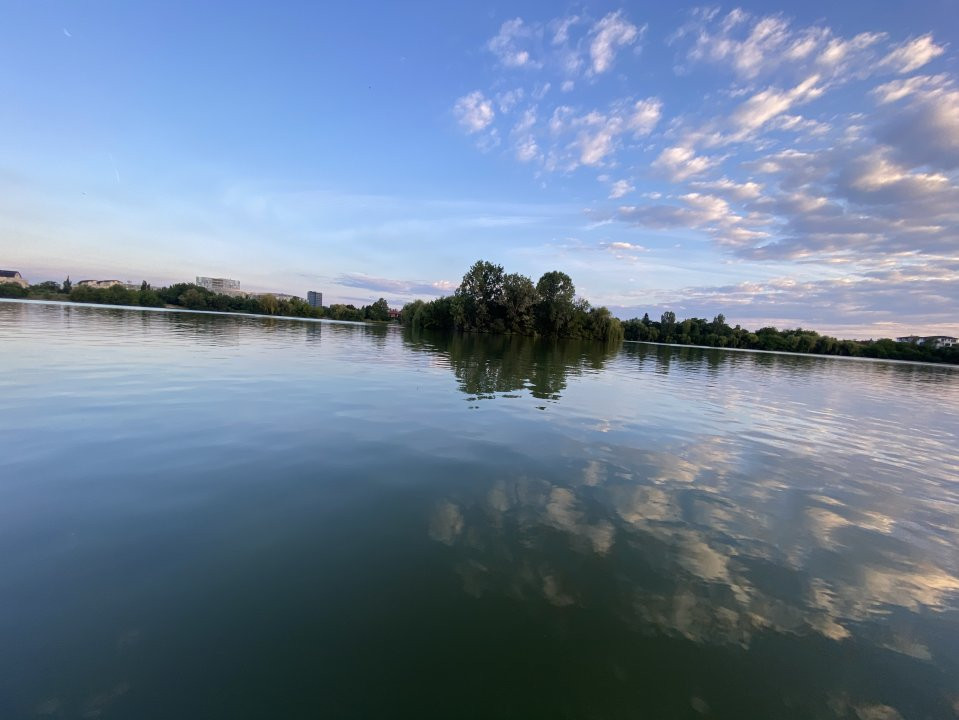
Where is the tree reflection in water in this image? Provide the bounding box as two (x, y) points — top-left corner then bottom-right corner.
(403, 327), (621, 401)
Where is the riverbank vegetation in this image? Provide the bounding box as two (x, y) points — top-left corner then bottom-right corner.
(622, 312), (959, 364)
(5, 274), (954, 363)
(0, 279), (392, 322)
(399, 260), (624, 342)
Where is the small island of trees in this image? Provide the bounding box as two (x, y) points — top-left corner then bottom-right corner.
(399, 260), (624, 343)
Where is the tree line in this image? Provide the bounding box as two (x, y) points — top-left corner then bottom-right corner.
(622, 312), (959, 364)
(0, 278), (393, 322)
(399, 260), (624, 342)
(7, 273), (954, 364)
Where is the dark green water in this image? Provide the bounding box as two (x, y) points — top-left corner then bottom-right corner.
(1, 299), (958, 719)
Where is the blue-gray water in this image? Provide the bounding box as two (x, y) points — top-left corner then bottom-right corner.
(1, 299), (958, 719)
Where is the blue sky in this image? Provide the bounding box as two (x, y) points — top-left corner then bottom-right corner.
(1, 1), (957, 337)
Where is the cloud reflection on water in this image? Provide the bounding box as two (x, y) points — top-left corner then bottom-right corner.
(416, 338), (959, 689)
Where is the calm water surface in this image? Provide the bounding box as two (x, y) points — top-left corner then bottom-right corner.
(1, 300), (958, 719)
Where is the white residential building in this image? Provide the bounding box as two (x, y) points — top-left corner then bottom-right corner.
(897, 335), (957, 349)
(196, 276), (247, 297)
(0, 270), (28, 288)
(197, 276), (241, 292)
(77, 279), (123, 289)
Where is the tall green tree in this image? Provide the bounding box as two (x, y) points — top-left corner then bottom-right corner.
(587, 306), (624, 343)
(259, 294), (279, 315)
(400, 299), (425, 327)
(535, 271), (575, 335)
(30, 281), (61, 294)
(138, 289), (163, 307)
(456, 260), (505, 331)
(502, 273), (537, 335)
(660, 310), (676, 341)
(179, 288), (208, 309)
(365, 297), (390, 322)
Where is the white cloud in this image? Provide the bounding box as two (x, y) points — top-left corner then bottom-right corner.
(731, 75), (825, 137)
(609, 179), (633, 199)
(578, 114), (621, 166)
(690, 178), (764, 201)
(512, 107), (537, 135)
(652, 145), (718, 181)
(628, 98), (662, 136)
(567, 97), (661, 168)
(488, 18), (536, 68)
(548, 105), (573, 135)
(589, 11), (641, 74)
(771, 114), (830, 135)
(560, 48), (585, 77)
(814, 32), (885, 71)
(616, 192), (769, 251)
(881, 34), (945, 73)
(602, 239), (647, 260)
(507, 107), (542, 164)
(516, 136), (540, 163)
(842, 150), (949, 196)
(676, 9), (888, 81)
(683, 192), (746, 223)
(495, 88), (525, 113)
(551, 15), (579, 46)
(872, 74), (951, 104)
(454, 91), (495, 133)
(681, 11), (794, 79)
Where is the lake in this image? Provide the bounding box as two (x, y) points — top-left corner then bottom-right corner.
(1, 299), (958, 719)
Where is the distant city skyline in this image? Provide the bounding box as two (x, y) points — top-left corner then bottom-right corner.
(1, 1), (957, 339)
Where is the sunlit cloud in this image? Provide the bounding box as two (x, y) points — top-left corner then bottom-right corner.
(487, 18), (538, 69)
(453, 91), (495, 133)
(588, 11), (643, 74)
(880, 33), (946, 74)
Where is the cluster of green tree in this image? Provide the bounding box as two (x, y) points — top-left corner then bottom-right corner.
(622, 312), (959, 364)
(0, 277), (74, 300)
(0, 277), (395, 322)
(326, 298), (391, 322)
(169, 284), (392, 321)
(399, 260), (624, 342)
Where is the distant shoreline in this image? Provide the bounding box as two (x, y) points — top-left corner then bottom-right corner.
(4, 298), (956, 369)
(624, 339), (959, 370)
(0, 281), (396, 323)
(0, 298), (379, 328)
